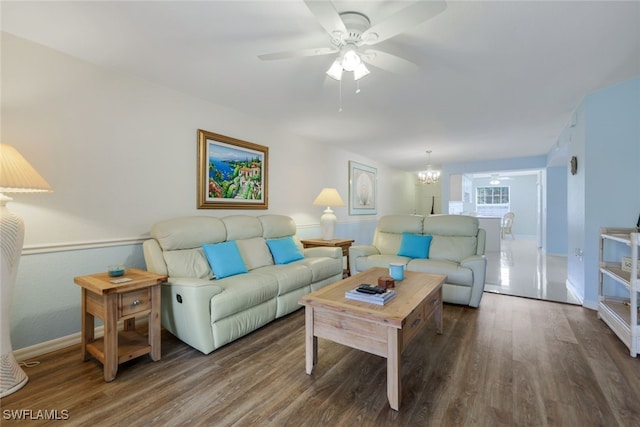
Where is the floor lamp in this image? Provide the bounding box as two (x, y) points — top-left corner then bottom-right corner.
(312, 188), (345, 241)
(0, 144), (52, 398)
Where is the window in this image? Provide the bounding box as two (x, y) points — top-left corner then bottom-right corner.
(476, 186), (510, 217)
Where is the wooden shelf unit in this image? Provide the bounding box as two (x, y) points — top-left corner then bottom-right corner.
(598, 228), (639, 357)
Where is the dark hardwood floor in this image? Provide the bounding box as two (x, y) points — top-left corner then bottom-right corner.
(2, 293), (639, 426)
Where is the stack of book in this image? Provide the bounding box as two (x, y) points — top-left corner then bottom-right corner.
(345, 287), (396, 306)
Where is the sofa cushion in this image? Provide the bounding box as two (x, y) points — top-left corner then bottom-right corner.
(298, 257), (343, 282)
(354, 254), (410, 273)
(398, 233), (433, 259)
(377, 214), (424, 234)
(162, 248), (213, 279)
(256, 263), (313, 295)
(203, 241), (248, 279)
(423, 215), (479, 236)
(407, 258), (473, 286)
(209, 272), (278, 322)
(373, 215), (424, 255)
(259, 214), (298, 238)
(266, 236), (304, 264)
(222, 215), (264, 240)
(151, 216), (227, 250)
(373, 232), (403, 256)
(236, 237), (274, 270)
(429, 236), (478, 263)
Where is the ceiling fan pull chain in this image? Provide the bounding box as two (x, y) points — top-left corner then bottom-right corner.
(338, 78), (343, 112)
(356, 79), (361, 94)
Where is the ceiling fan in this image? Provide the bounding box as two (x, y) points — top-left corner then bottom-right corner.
(258, 0), (447, 81)
(489, 174), (513, 185)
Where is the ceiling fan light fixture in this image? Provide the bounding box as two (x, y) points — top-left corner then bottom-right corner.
(353, 62), (370, 80)
(326, 59), (343, 80)
(341, 45), (361, 72)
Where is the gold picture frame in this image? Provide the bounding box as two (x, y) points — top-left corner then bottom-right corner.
(197, 130), (268, 209)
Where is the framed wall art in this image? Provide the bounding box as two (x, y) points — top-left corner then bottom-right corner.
(349, 161), (377, 215)
(197, 129), (268, 209)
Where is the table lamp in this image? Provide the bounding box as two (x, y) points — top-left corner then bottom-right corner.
(312, 188), (345, 240)
(0, 143), (52, 397)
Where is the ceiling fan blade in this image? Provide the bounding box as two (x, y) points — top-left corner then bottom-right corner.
(362, 0), (447, 45)
(361, 49), (420, 74)
(304, 0), (347, 42)
(258, 47), (338, 61)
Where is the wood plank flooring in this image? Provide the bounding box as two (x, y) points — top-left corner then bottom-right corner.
(2, 293), (639, 426)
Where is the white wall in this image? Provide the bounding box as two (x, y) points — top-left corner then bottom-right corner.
(2, 33), (415, 349)
(471, 175), (539, 237)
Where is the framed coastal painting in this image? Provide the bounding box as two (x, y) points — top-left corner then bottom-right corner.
(197, 129), (268, 209)
(349, 161), (377, 215)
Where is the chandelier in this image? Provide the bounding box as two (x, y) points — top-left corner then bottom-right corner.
(418, 150), (441, 185)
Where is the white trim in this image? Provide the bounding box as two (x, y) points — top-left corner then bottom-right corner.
(14, 332), (84, 362)
(14, 319), (149, 362)
(22, 237), (148, 255)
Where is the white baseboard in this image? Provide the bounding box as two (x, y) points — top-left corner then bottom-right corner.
(14, 319), (149, 362)
(14, 331), (86, 362)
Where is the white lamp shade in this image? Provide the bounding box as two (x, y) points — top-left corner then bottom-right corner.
(313, 188), (345, 207)
(0, 144), (53, 193)
(326, 59), (343, 81)
(353, 62), (370, 81)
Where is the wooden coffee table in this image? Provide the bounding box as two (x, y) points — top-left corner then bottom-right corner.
(298, 267), (445, 410)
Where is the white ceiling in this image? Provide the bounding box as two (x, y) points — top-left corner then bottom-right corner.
(2, 1), (639, 173)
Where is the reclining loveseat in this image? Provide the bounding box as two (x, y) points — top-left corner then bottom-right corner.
(349, 214), (487, 307)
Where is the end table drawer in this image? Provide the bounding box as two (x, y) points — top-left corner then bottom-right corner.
(119, 289), (151, 317)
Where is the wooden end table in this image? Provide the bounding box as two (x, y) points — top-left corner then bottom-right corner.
(301, 238), (355, 277)
(74, 268), (167, 381)
(298, 267), (444, 410)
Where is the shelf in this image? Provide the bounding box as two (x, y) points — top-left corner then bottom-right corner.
(600, 265), (633, 290)
(87, 330), (152, 364)
(598, 228), (639, 357)
(600, 298), (639, 324)
(601, 228), (637, 245)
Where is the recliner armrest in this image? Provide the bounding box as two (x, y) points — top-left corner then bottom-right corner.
(143, 239), (168, 276)
(348, 245), (381, 274)
(303, 247), (342, 259)
(160, 278), (225, 354)
(460, 255), (487, 308)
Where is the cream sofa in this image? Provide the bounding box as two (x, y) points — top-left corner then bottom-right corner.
(349, 214), (487, 307)
(143, 214), (343, 354)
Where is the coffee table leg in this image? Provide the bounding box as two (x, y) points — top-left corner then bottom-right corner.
(435, 288), (443, 334)
(305, 307), (317, 374)
(387, 327), (402, 410)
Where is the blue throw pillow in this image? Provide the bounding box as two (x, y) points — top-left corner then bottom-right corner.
(397, 233), (433, 259)
(202, 241), (248, 279)
(266, 236), (304, 264)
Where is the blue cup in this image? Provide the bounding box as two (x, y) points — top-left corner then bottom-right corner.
(389, 263), (405, 281)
